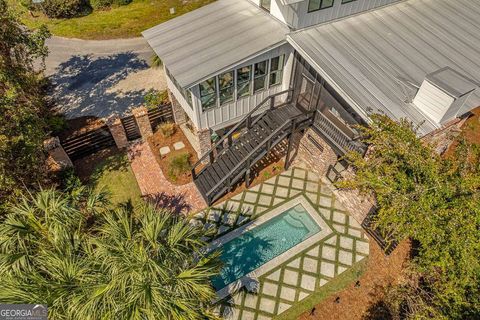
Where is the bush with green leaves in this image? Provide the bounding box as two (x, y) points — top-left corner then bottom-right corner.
(0, 0), (50, 212)
(339, 114), (480, 319)
(0, 188), (220, 319)
(89, 0), (131, 10)
(144, 89), (169, 109)
(158, 122), (176, 138)
(167, 152), (191, 181)
(42, 0), (87, 18)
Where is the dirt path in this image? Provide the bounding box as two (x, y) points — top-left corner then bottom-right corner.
(299, 240), (411, 320)
(128, 141), (206, 215)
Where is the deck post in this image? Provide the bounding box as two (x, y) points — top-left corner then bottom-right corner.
(245, 169), (251, 188)
(285, 119), (297, 170)
(209, 151), (214, 164)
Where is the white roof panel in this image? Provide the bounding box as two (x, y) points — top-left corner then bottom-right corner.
(288, 0), (480, 134)
(142, 0), (289, 88)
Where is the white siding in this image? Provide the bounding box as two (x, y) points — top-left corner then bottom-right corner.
(192, 43), (295, 130)
(271, 0), (401, 29)
(413, 80), (455, 124)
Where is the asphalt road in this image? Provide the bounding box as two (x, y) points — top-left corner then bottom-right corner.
(45, 36), (152, 76)
(45, 36), (166, 119)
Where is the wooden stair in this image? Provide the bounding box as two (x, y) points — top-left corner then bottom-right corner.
(192, 90), (312, 205)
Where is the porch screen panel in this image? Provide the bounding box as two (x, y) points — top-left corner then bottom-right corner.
(237, 66), (252, 98)
(269, 55), (284, 86)
(219, 71), (234, 105)
(200, 77), (218, 111)
(253, 60), (268, 93)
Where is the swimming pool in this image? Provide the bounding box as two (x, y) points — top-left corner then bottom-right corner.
(211, 203), (321, 290)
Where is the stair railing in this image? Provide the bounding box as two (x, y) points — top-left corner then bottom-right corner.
(191, 88), (293, 179)
(313, 111), (366, 154)
(205, 114), (304, 203)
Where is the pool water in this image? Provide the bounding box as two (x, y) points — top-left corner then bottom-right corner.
(212, 204), (321, 290)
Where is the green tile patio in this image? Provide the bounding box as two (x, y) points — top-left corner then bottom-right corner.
(190, 167), (369, 319)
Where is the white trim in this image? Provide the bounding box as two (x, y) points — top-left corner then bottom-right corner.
(186, 41), (288, 90)
(207, 196), (334, 302)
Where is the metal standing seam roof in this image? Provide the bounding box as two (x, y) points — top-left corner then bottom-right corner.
(288, 0), (480, 134)
(142, 0), (290, 89)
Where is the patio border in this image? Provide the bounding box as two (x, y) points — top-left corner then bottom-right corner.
(210, 196), (334, 302)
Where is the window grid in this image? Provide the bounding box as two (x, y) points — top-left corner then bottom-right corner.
(308, 0), (334, 13)
(199, 55), (286, 111)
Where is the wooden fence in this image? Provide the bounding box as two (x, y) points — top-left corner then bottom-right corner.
(147, 103), (174, 130)
(59, 103), (173, 161)
(61, 125), (115, 161)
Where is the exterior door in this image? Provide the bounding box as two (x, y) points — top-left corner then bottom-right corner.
(297, 74), (315, 111)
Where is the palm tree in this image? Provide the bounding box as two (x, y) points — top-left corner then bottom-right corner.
(0, 187), (220, 320)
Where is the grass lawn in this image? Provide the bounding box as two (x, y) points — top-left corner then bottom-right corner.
(8, 0), (215, 40)
(90, 153), (143, 207)
(275, 259), (368, 320)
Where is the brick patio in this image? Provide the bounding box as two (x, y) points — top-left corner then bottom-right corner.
(128, 141), (206, 214)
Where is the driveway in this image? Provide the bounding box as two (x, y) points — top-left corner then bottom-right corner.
(46, 36), (167, 119)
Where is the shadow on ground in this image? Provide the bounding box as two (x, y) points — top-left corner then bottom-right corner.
(147, 192), (193, 215)
(50, 52), (149, 119)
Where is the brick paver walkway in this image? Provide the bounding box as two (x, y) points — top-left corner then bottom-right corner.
(128, 141), (206, 215)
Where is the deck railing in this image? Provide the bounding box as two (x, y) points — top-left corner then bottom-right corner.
(313, 111), (366, 155)
(191, 89), (294, 179)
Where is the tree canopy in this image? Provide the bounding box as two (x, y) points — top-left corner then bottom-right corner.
(0, 0), (51, 210)
(0, 185), (220, 319)
(340, 114), (480, 319)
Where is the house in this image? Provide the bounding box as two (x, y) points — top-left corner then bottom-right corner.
(143, 0), (480, 206)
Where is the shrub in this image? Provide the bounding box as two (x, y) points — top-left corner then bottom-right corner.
(89, 0), (131, 10)
(158, 122), (175, 138)
(151, 54), (163, 68)
(42, 0), (87, 18)
(144, 89), (169, 109)
(89, 0), (111, 9)
(167, 152), (191, 182)
(46, 114), (68, 135)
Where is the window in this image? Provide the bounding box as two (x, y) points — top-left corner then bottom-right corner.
(269, 55), (284, 86)
(341, 0), (356, 3)
(253, 60), (268, 93)
(218, 71), (234, 105)
(199, 77), (217, 110)
(260, 0), (271, 12)
(308, 0), (334, 12)
(237, 66), (252, 98)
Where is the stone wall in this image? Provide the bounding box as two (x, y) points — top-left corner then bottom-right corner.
(132, 107), (153, 140)
(179, 122), (212, 161)
(168, 89), (188, 125)
(291, 128), (338, 177)
(44, 137), (73, 169)
(106, 115), (128, 149)
(291, 128), (374, 223)
(422, 117), (467, 154)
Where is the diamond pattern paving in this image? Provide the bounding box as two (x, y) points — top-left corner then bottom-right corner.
(190, 168), (369, 319)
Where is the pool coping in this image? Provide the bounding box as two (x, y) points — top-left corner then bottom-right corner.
(207, 196), (334, 302)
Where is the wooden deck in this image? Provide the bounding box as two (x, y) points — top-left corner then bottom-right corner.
(193, 104), (311, 205)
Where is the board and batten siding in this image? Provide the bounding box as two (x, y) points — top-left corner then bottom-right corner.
(265, 0), (402, 29)
(191, 43), (295, 131)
